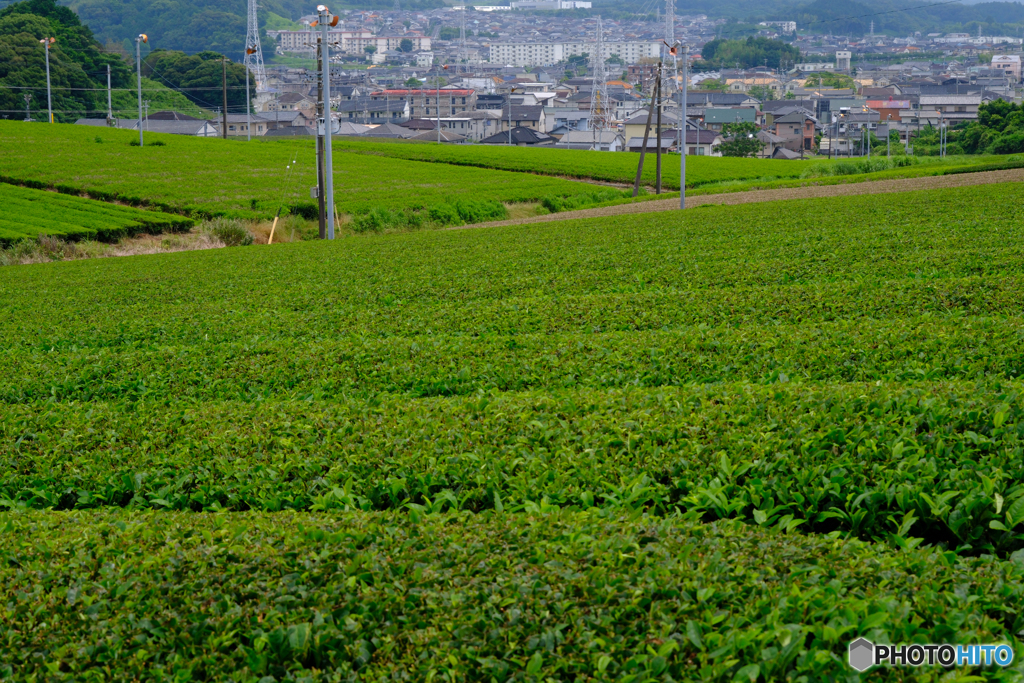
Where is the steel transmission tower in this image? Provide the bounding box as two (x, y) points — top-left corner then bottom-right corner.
(457, 7), (467, 72)
(245, 0), (268, 91)
(394, 0), (400, 10)
(665, 0), (677, 106)
(588, 15), (610, 149)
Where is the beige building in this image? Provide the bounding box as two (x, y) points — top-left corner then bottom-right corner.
(992, 55), (1022, 81)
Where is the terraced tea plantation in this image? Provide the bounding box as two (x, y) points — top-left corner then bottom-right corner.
(3, 181), (1024, 680)
(0, 122), (620, 222)
(0, 183), (193, 245)
(330, 137), (814, 189)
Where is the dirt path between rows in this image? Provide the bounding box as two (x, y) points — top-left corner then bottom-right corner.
(461, 167), (1024, 230)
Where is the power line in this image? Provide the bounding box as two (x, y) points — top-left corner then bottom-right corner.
(0, 84), (256, 92)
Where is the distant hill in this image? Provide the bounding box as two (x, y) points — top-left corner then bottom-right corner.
(0, 0), (445, 61)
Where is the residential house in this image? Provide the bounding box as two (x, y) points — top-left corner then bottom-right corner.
(338, 98), (411, 124)
(478, 126), (556, 146)
(622, 110), (680, 141)
(682, 129), (723, 156)
(74, 118), (219, 137)
(771, 110), (817, 152)
(409, 130), (467, 143)
(499, 104), (546, 132)
(991, 55), (1021, 81)
(359, 122), (418, 138)
(703, 107), (757, 131)
(866, 97), (911, 124)
(213, 113), (276, 137)
(918, 94), (981, 123)
(553, 130), (624, 151)
(270, 91), (316, 113)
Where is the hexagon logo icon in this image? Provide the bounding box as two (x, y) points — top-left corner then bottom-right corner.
(849, 638), (875, 672)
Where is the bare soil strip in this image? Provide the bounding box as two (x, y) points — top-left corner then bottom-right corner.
(462, 167), (1024, 230)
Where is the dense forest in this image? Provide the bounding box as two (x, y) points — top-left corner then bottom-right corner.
(0, 0), (242, 122)
(694, 37), (800, 71)
(0, 0), (131, 121)
(4, 0), (1024, 66)
(142, 49), (251, 112)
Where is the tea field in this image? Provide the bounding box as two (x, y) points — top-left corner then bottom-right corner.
(0, 122), (611, 222)
(0, 183), (193, 246)
(3, 180), (1024, 680)
(329, 137), (812, 189)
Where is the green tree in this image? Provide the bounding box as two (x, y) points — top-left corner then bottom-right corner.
(399, 38), (414, 52)
(405, 76), (421, 87)
(438, 26), (459, 40)
(0, 0), (131, 122)
(606, 53), (624, 65)
(748, 84), (775, 101)
(142, 49), (251, 112)
(804, 71), (856, 89)
(364, 45), (377, 55)
(718, 122), (764, 157)
(695, 36), (798, 71)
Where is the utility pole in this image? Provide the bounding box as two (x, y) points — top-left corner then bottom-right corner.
(245, 53), (251, 141)
(316, 35), (326, 239)
(135, 34), (147, 146)
(106, 64), (113, 124)
(506, 85), (515, 145)
(632, 76), (658, 197)
(143, 100), (150, 134)
(655, 60), (663, 194)
(318, 4), (336, 240)
(40, 37), (55, 123)
(23, 93), (31, 122)
(438, 76), (443, 143)
(222, 57), (229, 139)
(679, 45), (688, 210)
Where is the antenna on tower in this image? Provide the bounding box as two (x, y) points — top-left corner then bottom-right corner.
(588, 15), (609, 150)
(870, 20), (874, 39)
(245, 0), (268, 91)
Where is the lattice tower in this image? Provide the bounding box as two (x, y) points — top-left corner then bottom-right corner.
(245, 0), (268, 91)
(588, 15), (610, 149)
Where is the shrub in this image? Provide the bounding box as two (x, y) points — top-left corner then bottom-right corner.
(207, 218), (253, 246)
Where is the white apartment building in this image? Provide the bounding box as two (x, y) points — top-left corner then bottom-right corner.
(272, 29), (431, 55)
(758, 21), (796, 33)
(510, 1), (591, 8)
(489, 40), (659, 67)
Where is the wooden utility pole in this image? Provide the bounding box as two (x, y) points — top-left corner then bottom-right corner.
(632, 76), (660, 197)
(222, 58), (228, 139)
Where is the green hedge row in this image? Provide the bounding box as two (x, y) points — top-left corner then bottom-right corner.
(2, 509), (1021, 682)
(5, 379), (1024, 554)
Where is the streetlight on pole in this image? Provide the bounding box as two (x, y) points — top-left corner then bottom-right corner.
(663, 41), (686, 209)
(315, 4), (337, 239)
(39, 37), (55, 123)
(135, 34), (148, 147)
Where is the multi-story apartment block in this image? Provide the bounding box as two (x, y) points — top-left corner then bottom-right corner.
(271, 30), (431, 55)
(489, 40), (659, 67)
(369, 89), (477, 118)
